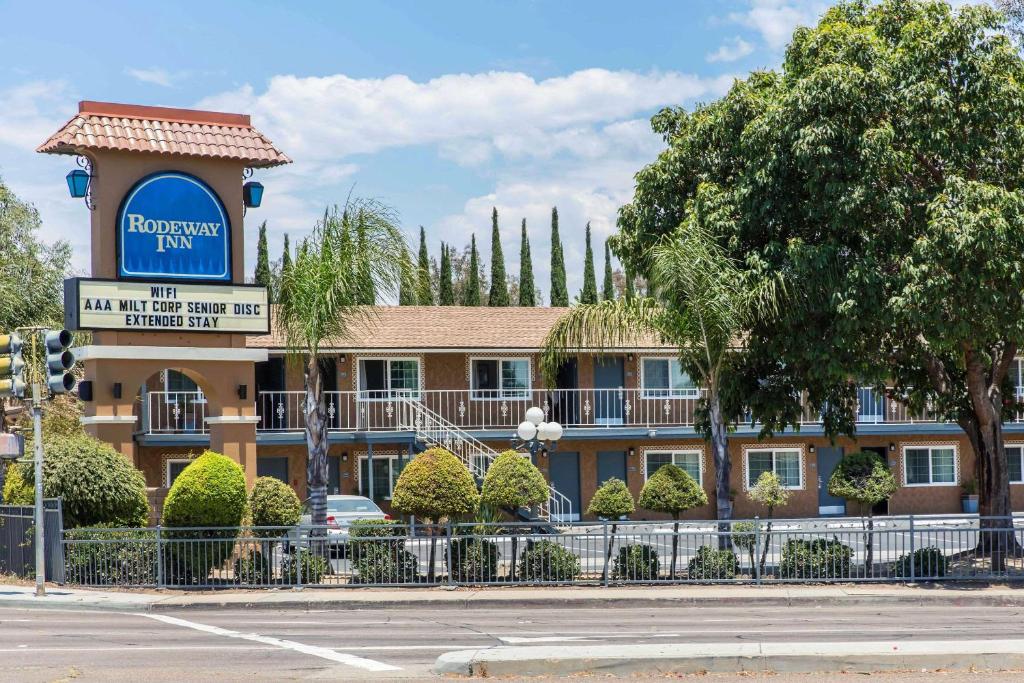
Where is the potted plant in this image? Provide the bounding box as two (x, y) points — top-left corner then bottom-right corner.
(960, 479), (979, 514)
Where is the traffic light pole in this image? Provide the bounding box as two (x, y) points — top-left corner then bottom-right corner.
(31, 381), (44, 597)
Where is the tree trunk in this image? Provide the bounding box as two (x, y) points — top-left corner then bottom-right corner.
(602, 522), (618, 582)
(670, 517), (680, 578)
(864, 508), (874, 577)
(304, 356), (329, 530)
(708, 390), (733, 550)
(428, 524), (438, 584)
(758, 518), (773, 576)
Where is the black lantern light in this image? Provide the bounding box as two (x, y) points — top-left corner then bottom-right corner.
(243, 181), (264, 208)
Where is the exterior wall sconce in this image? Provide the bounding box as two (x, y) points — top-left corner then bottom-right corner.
(627, 353), (634, 362)
(66, 157), (95, 210)
(341, 452), (349, 462)
(243, 181), (264, 209)
(628, 446), (636, 458)
(77, 380), (93, 402)
(808, 444), (815, 454)
(112, 382), (122, 399)
(237, 384), (248, 400)
(889, 442), (896, 452)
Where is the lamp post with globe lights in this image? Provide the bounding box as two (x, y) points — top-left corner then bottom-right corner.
(515, 406), (563, 465)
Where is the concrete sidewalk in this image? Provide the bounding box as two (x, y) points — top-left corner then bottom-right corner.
(434, 639), (1024, 677)
(2, 582), (1024, 612)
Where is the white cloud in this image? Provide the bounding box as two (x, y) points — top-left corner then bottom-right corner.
(707, 36), (755, 63)
(728, 0), (828, 51)
(0, 80), (75, 151)
(124, 67), (183, 88)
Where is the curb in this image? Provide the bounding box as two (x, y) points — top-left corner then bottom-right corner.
(433, 639), (1024, 677)
(0, 598), (158, 613)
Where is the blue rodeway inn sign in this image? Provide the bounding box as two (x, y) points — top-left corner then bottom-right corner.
(117, 171), (231, 282)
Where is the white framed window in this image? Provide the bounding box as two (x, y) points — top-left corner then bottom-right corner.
(1006, 444), (1024, 484)
(745, 448), (803, 490)
(902, 445), (957, 486)
(165, 458), (192, 487)
(640, 357), (699, 399)
(358, 358), (421, 400)
(470, 357), (530, 400)
(644, 450), (703, 486)
(357, 455), (407, 500)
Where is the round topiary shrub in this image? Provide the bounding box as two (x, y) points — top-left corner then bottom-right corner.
(639, 463), (707, 577)
(249, 476), (301, 533)
(517, 540), (581, 582)
(587, 478), (635, 520)
(895, 547), (948, 579)
(448, 537), (500, 582)
(613, 544), (660, 581)
(687, 546), (738, 581)
(480, 450), (549, 511)
(18, 433), (148, 528)
(162, 451), (247, 583)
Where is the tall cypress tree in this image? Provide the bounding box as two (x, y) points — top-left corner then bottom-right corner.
(254, 221), (271, 288)
(416, 226), (434, 305)
(487, 208), (509, 306)
(579, 222), (598, 304)
(281, 233), (292, 278)
(462, 234), (481, 306)
(355, 211), (376, 305)
(518, 218), (536, 306)
(549, 207), (568, 306)
(602, 239), (615, 301)
(439, 242), (455, 305)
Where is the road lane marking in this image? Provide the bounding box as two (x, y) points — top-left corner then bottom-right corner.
(137, 613), (400, 672)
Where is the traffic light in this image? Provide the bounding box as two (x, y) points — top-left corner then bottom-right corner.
(0, 333), (25, 398)
(45, 329), (76, 394)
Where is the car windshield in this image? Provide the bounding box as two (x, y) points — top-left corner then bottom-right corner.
(326, 498), (381, 513)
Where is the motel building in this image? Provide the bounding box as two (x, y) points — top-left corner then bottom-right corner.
(38, 101), (1024, 524)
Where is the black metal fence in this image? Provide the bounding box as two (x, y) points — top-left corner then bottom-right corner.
(0, 500), (65, 582)
(60, 515), (1024, 589)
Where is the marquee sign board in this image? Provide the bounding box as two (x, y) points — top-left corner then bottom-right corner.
(65, 278), (269, 334)
(117, 171), (232, 282)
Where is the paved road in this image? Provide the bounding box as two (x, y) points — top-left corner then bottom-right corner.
(2, 602), (1024, 681)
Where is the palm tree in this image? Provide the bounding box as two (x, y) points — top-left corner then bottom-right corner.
(541, 219), (782, 534)
(277, 197), (411, 527)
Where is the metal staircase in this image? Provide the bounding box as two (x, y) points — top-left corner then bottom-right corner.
(396, 396), (572, 524)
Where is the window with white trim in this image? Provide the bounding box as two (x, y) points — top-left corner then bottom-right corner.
(745, 449), (803, 489)
(358, 455), (407, 500)
(641, 358), (698, 398)
(470, 358), (530, 399)
(644, 450), (702, 485)
(165, 458), (192, 487)
(1007, 445), (1024, 484)
(358, 358), (420, 400)
(903, 446), (956, 486)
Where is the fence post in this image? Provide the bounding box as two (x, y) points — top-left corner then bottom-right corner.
(297, 532), (305, 589)
(602, 520), (610, 587)
(908, 515), (916, 583)
(156, 525), (164, 588)
(753, 515), (762, 586)
(445, 522), (454, 587)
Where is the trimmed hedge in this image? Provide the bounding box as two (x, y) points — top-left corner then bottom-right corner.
(351, 544), (420, 584)
(448, 537), (500, 582)
(64, 526), (157, 586)
(895, 547), (948, 579)
(518, 540), (581, 582)
(687, 546), (738, 580)
(779, 538), (853, 579)
(392, 447), (480, 522)
(638, 464), (707, 515)
(233, 548), (272, 585)
(613, 544), (660, 581)
(19, 433), (148, 527)
(480, 450), (549, 510)
(249, 476), (301, 532)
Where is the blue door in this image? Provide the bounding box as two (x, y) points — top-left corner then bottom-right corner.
(593, 357), (625, 424)
(597, 450), (627, 487)
(816, 447), (846, 516)
(548, 451), (581, 521)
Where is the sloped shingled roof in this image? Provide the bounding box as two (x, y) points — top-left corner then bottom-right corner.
(37, 101), (290, 168)
(248, 306), (671, 352)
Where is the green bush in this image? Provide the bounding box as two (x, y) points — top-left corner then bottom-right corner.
(587, 478), (635, 519)
(2, 463), (32, 505)
(63, 526), (157, 586)
(448, 537), (499, 582)
(895, 547), (948, 579)
(162, 451), (247, 582)
(282, 549), (330, 584)
(687, 546), (738, 580)
(249, 477), (301, 532)
(233, 548), (272, 585)
(348, 519), (406, 553)
(779, 538), (853, 579)
(351, 543), (420, 584)
(517, 540), (581, 582)
(392, 447), (480, 522)
(18, 433), (148, 527)
(480, 450), (549, 510)
(828, 451), (898, 511)
(613, 544), (660, 581)
(731, 521), (757, 569)
(638, 464), (707, 515)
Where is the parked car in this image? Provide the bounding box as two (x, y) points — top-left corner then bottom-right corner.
(285, 495), (389, 556)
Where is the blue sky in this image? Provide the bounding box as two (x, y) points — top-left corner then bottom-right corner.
(0, 0), (838, 298)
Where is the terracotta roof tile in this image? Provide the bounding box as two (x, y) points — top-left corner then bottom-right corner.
(247, 306), (669, 352)
(37, 101), (290, 168)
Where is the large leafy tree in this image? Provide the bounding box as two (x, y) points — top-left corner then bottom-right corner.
(277, 198), (408, 525)
(617, 0), (1024, 559)
(487, 208), (509, 306)
(543, 213), (782, 530)
(518, 219), (536, 306)
(549, 207), (568, 306)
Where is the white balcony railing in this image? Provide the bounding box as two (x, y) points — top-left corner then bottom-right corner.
(145, 391), (208, 434)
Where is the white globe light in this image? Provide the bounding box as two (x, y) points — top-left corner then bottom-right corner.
(536, 421), (552, 441)
(517, 420), (538, 441)
(546, 421), (563, 442)
(525, 406), (545, 426)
